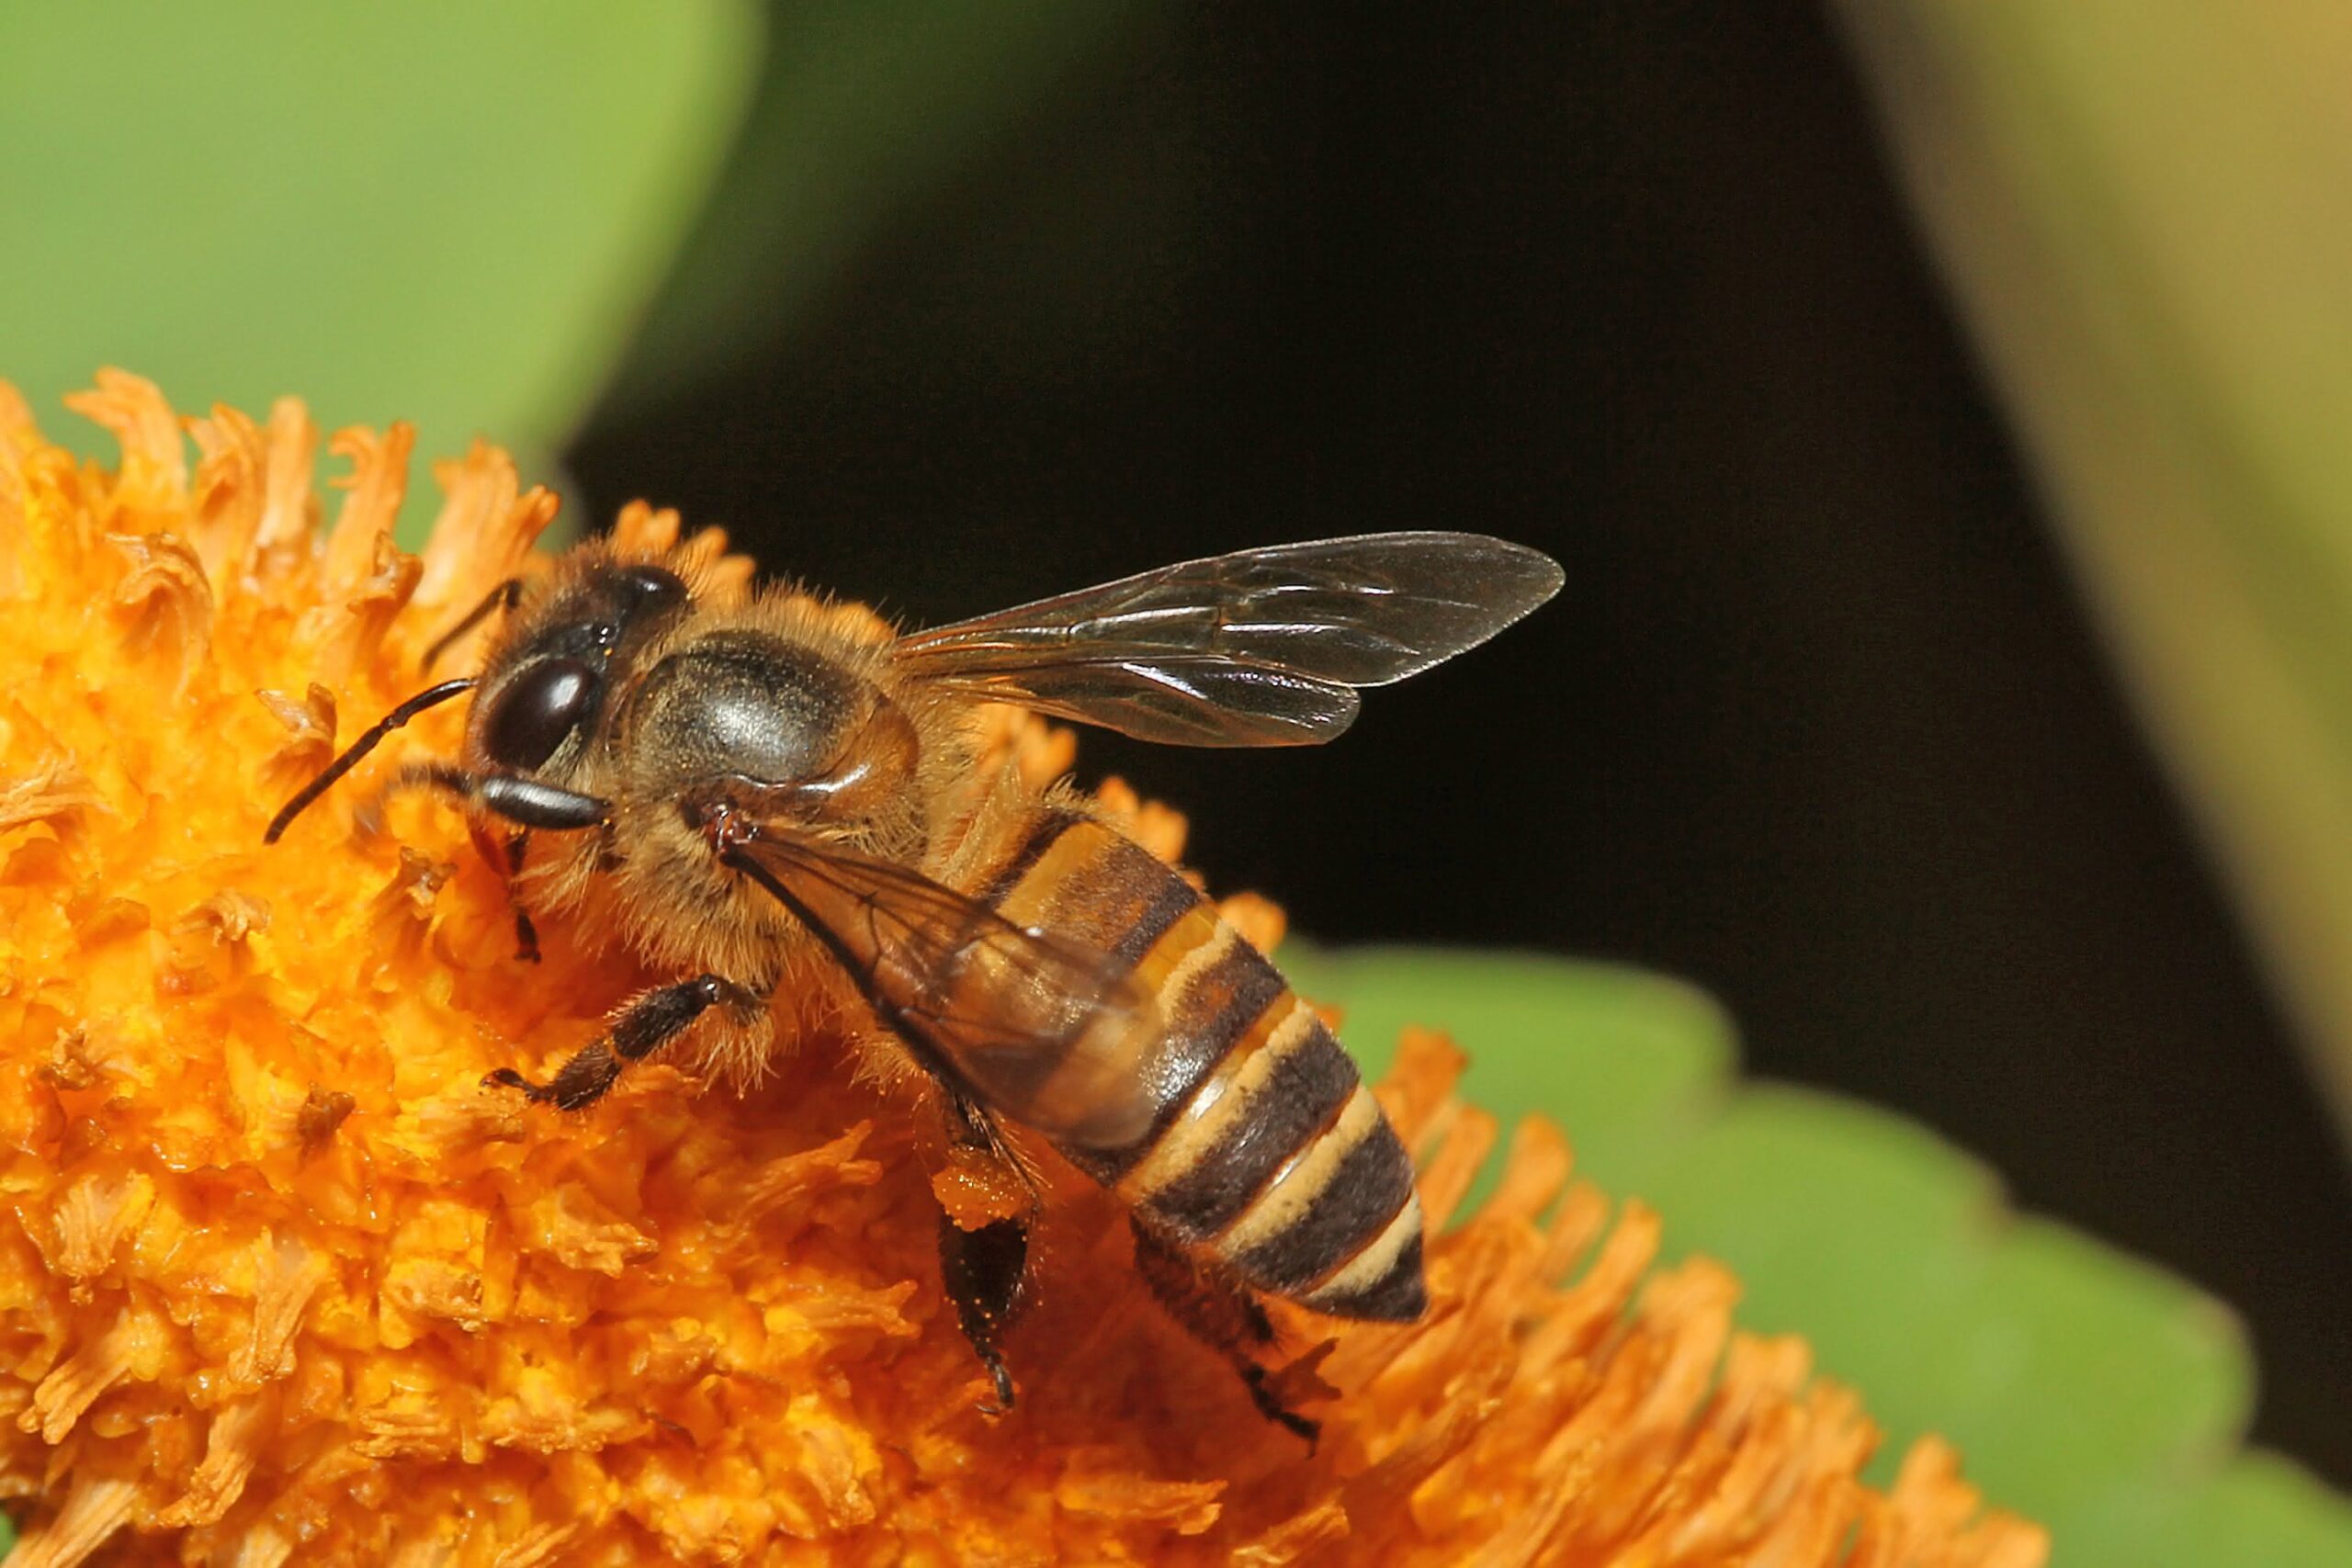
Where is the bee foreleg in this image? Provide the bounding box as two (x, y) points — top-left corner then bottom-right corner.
(1129, 1219), (1321, 1448)
(468, 819), (543, 963)
(504, 830), (540, 964)
(483, 974), (763, 1111)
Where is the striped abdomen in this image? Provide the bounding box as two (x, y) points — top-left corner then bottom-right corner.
(976, 808), (1427, 1321)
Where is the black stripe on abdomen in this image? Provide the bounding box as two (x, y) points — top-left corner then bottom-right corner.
(973, 807), (1082, 907)
(1139, 1023), (1359, 1241)
(1307, 1229), (1427, 1322)
(1061, 935), (1288, 1185)
(1230, 1119), (1417, 1295)
(1038, 832), (1197, 968)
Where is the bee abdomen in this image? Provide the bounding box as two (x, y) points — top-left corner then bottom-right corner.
(990, 812), (1426, 1323)
(1116, 991), (1422, 1316)
(1215, 1080), (1425, 1320)
(1136, 999), (1357, 1238)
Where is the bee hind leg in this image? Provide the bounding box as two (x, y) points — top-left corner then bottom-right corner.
(1129, 1219), (1321, 1448)
(938, 1213), (1029, 1415)
(483, 973), (764, 1111)
(933, 1093), (1038, 1416)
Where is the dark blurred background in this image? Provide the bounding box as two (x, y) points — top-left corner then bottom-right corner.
(571, 4), (2351, 1483)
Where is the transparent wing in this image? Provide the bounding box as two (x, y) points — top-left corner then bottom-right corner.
(893, 531), (1563, 746)
(910, 657), (1364, 748)
(722, 830), (1159, 1149)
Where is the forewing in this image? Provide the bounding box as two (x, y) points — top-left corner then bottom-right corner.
(893, 531), (1562, 746)
(929, 657), (1362, 747)
(722, 831), (1159, 1148)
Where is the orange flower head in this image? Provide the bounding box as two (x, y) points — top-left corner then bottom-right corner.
(0, 372), (2047, 1565)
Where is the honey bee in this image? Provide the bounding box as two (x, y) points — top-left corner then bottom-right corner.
(266, 531), (1560, 1440)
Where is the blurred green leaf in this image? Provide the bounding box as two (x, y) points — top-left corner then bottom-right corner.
(1293, 942), (2352, 1566)
(0, 2), (759, 540)
(1832, 1), (2352, 1150)
(1280, 945), (1733, 1198)
(605, 0), (1154, 409)
(2069, 1450), (2352, 1568)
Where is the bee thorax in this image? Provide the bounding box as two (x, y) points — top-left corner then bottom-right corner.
(621, 632), (867, 795)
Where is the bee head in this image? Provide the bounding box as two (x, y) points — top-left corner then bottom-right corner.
(467, 562), (689, 784)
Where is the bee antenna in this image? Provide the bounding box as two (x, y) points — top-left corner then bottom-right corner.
(421, 577), (523, 675)
(264, 677), (478, 843)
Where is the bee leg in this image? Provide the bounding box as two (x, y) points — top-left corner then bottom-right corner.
(462, 818), (541, 964)
(1129, 1219), (1321, 1449)
(504, 830), (541, 964)
(512, 906), (542, 964)
(483, 974), (763, 1111)
(933, 1092), (1038, 1416)
(938, 1213), (1029, 1416)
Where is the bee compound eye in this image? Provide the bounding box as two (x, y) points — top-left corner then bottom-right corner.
(483, 656), (600, 771)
